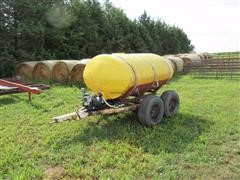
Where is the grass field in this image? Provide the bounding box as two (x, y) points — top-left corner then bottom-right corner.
(0, 75), (240, 179)
(212, 51), (240, 59)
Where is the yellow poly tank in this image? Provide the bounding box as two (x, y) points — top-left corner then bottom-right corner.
(83, 53), (174, 100)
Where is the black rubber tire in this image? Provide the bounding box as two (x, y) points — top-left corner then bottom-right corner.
(138, 95), (164, 126)
(160, 90), (180, 118)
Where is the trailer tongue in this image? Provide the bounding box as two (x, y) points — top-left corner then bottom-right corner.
(0, 79), (41, 94)
(52, 104), (139, 123)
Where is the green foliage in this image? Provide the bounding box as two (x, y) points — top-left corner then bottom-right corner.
(0, 75), (239, 178)
(0, 0), (194, 77)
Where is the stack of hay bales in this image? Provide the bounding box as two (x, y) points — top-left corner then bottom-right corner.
(16, 61), (39, 80)
(164, 55), (184, 72)
(15, 59), (90, 83)
(16, 52), (212, 82)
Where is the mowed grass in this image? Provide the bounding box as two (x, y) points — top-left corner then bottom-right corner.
(0, 75), (239, 179)
(212, 51), (240, 59)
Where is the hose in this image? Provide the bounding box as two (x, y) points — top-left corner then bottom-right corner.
(102, 97), (120, 109)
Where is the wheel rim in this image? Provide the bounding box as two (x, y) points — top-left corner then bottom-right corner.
(150, 104), (160, 122)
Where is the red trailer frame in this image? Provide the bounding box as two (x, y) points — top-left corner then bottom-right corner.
(0, 78), (50, 101)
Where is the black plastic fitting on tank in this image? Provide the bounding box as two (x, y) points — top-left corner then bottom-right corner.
(81, 88), (105, 110)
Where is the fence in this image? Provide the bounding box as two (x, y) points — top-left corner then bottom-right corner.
(183, 58), (240, 79)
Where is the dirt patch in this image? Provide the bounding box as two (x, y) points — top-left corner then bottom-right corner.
(44, 166), (65, 179)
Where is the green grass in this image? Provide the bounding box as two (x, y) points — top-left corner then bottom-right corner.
(0, 75), (240, 179)
(212, 51), (240, 59)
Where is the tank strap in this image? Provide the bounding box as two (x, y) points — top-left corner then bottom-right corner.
(112, 54), (139, 96)
(165, 60), (174, 80)
(146, 61), (159, 88)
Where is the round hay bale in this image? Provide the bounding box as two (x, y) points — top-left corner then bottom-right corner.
(200, 52), (208, 59)
(177, 54), (193, 66)
(164, 55), (184, 72)
(177, 54), (197, 72)
(205, 52), (213, 59)
(178, 54), (202, 65)
(52, 60), (81, 82)
(16, 61), (39, 80)
(176, 53), (188, 57)
(197, 54), (205, 60)
(70, 59), (90, 83)
(201, 52), (213, 59)
(32, 60), (59, 81)
(188, 54), (202, 65)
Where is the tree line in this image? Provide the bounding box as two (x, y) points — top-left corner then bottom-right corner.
(0, 0), (194, 77)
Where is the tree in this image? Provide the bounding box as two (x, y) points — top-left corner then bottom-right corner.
(0, 0), (194, 77)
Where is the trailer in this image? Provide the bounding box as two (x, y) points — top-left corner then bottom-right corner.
(52, 53), (180, 126)
(0, 78), (50, 101)
(52, 88), (180, 126)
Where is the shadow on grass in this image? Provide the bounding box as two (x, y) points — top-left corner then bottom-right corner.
(0, 94), (27, 105)
(0, 94), (47, 111)
(168, 73), (184, 82)
(32, 79), (87, 89)
(57, 112), (212, 154)
(0, 97), (16, 105)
